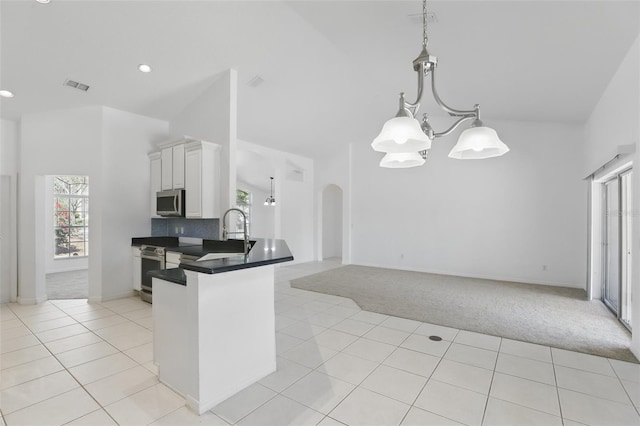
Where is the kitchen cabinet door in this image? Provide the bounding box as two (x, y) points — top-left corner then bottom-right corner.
(185, 141), (220, 218)
(161, 147), (173, 191)
(172, 144), (185, 189)
(132, 246), (142, 291)
(185, 148), (202, 218)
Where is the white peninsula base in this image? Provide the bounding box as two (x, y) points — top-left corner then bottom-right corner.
(152, 265), (276, 414)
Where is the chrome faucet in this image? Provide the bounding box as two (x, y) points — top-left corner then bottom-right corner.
(222, 208), (250, 255)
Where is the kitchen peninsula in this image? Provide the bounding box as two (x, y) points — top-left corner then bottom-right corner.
(148, 238), (293, 414)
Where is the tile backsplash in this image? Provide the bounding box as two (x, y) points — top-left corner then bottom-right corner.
(151, 218), (220, 240)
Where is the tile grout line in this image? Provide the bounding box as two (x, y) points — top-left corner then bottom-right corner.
(216, 280), (347, 425)
(550, 349), (567, 425)
(396, 329), (459, 426)
(3, 300), (159, 425)
(270, 306), (422, 424)
(3, 302), (121, 424)
(321, 329), (404, 424)
(479, 336), (502, 426)
(607, 357), (640, 413)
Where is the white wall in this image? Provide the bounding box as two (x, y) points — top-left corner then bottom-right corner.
(583, 35), (640, 177)
(18, 106), (168, 303)
(350, 117), (586, 288)
(100, 107), (169, 301)
(19, 107), (103, 303)
(170, 69), (238, 216)
(237, 140), (315, 264)
(322, 184), (343, 259)
(583, 35), (640, 358)
(0, 118), (19, 302)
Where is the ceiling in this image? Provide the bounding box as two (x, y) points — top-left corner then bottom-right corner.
(1, 1), (638, 159)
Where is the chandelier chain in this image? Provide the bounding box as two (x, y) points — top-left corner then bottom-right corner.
(422, 0), (428, 47)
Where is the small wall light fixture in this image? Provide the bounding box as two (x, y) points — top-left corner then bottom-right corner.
(264, 177), (276, 206)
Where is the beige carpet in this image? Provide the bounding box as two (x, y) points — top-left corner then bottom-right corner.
(291, 265), (637, 363)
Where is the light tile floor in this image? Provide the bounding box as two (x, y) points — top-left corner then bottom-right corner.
(1, 260), (640, 425)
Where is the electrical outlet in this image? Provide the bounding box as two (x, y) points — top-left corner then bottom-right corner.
(542, 265), (548, 271)
(400, 253), (404, 260)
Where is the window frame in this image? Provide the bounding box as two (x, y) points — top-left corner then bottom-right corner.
(53, 176), (89, 260)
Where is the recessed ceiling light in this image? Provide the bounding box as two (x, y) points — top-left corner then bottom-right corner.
(138, 64), (152, 73)
(36, 0), (51, 3)
(0, 90), (15, 98)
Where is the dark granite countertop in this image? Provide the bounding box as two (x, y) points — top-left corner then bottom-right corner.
(132, 237), (254, 254)
(131, 236), (179, 247)
(163, 245), (208, 257)
(162, 240), (256, 257)
(148, 238), (293, 285)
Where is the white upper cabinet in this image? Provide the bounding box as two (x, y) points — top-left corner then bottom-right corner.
(185, 141), (221, 219)
(160, 140), (187, 191)
(161, 147), (173, 191)
(172, 144), (185, 189)
(151, 138), (220, 219)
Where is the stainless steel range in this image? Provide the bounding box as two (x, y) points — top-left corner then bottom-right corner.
(140, 245), (166, 303)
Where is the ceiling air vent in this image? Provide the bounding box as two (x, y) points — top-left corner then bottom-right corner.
(408, 11), (437, 25)
(63, 79), (90, 92)
(247, 75), (264, 88)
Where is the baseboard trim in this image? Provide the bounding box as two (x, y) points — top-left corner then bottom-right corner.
(351, 261), (585, 290)
(45, 266), (89, 274)
(99, 290), (138, 303)
(17, 295), (48, 305)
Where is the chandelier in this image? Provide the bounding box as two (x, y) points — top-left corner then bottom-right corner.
(264, 177), (276, 206)
(372, 0), (508, 168)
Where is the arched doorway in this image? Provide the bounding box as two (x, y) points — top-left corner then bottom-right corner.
(322, 184), (343, 261)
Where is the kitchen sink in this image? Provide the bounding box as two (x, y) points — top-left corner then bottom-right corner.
(202, 239), (256, 253)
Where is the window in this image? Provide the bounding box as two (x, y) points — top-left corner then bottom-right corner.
(54, 176), (89, 258)
(236, 189), (251, 237)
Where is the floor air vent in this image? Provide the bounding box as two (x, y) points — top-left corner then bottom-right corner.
(63, 79), (90, 92)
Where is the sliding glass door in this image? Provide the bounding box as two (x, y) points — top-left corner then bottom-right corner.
(602, 169), (632, 330)
(603, 178), (620, 313)
(620, 170), (633, 329)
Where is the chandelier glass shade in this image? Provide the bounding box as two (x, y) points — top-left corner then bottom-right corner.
(372, 116), (431, 153)
(448, 125), (509, 159)
(380, 152), (426, 169)
(372, 0), (508, 166)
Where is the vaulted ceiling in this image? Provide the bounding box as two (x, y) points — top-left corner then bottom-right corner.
(1, 1), (638, 159)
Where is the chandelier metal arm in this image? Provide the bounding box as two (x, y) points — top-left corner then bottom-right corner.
(403, 63), (425, 115)
(430, 67), (478, 118)
(400, 63), (480, 134)
(434, 115), (476, 138)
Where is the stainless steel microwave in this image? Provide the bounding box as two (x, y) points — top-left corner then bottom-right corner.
(156, 190), (185, 217)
